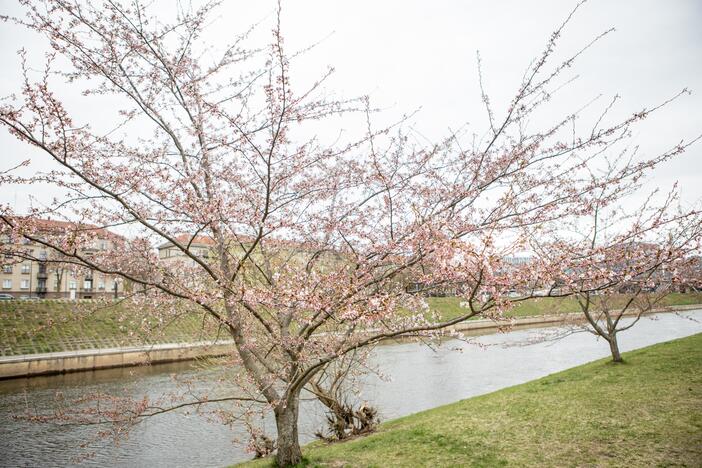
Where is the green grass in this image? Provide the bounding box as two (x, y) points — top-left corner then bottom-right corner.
(0, 299), (219, 356)
(242, 333), (702, 467)
(426, 292), (702, 321)
(1, 293), (699, 356)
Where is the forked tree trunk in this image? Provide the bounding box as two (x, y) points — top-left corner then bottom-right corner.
(274, 396), (302, 467)
(608, 335), (623, 363)
(602, 310), (624, 363)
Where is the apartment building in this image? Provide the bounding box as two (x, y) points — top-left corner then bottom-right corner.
(1, 218), (125, 299)
(157, 234), (215, 265)
(156, 234), (341, 272)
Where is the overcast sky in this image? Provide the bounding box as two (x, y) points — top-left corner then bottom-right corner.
(1, 0), (701, 215)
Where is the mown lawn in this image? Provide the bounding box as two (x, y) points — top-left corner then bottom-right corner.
(242, 332), (702, 467)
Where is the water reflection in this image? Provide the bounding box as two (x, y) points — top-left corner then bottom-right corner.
(1, 310), (700, 467)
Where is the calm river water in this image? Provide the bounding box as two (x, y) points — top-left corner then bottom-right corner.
(1, 310), (701, 467)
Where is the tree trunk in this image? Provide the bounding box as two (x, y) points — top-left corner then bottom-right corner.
(274, 396), (302, 467)
(608, 335), (623, 363)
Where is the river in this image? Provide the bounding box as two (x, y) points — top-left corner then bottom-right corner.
(1, 310), (701, 467)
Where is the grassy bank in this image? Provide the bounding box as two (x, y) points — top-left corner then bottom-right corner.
(0, 300), (218, 356)
(426, 292), (702, 321)
(243, 332), (702, 467)
(1, 293), (700, 356)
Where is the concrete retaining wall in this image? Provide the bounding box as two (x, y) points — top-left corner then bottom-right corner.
(0, 341), (235, 380)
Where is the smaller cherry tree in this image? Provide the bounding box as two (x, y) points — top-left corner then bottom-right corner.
(533, 187), (702, 362)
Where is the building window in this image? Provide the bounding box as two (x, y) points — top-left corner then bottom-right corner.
(2, 265), (11, 274)
(69, 280), (77, 290)
(2, 279), (10, 289)
(21, 264), (31, 274)
(20, 279), (29, 289)
(98, 281), (105, 290)
(83, 280), (92, 290)
(38, 251), (47, 260)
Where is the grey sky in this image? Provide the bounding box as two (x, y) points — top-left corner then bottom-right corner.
(1, 0), (701, 214)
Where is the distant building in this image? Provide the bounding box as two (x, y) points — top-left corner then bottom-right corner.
(405, 255), (537, 297)
(502, 256), (533, 266)
(0, 218), (125, 299)
(679, 255), (701, 293)
(157, 234), (215, 265)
